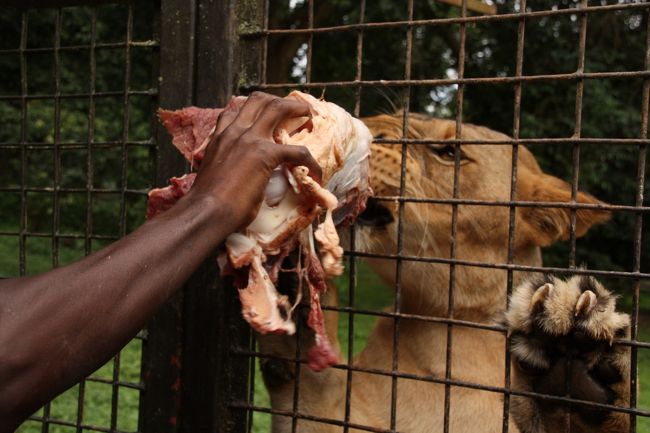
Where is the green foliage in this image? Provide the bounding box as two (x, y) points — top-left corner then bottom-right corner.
(0, 5), (156, 261)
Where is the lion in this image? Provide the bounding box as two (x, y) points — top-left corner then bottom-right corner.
(257, 113), (631, 433)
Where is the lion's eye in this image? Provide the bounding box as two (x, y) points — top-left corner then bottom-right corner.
(373, 133), (386, 141)
(429, 145), (467, 162)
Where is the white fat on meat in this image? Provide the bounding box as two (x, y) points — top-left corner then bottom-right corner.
(224, 92), (371, 357)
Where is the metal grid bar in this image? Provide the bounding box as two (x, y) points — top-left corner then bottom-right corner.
(563, 1), (588, 429)
(231, 349), (650, 416)
(343, 251), (650, 280)
(0, 90), (157, 100)
(243, 70), (650, 90)
(39, 9), (63, 430)
(78, 1), (96, 405)
(502, 1), (526, 430)
(0, 40), (158, 54)
(342, 2), (366, 431)
(442, 1), (467, 430)
(389, 0), (415, 429)
(630, 8), (650, 432)
(0, 141), (155, 149)
(19, 10), (28, 278)
(374, 137), (650, 145)
(240, 2), (650, 37)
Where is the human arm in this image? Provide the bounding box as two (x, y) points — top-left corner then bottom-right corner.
(0, 92), (321, 431)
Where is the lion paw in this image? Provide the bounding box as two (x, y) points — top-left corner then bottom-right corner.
(505, 275), (631, 433)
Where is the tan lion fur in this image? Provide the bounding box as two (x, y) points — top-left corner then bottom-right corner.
(258, 114), (612, 433)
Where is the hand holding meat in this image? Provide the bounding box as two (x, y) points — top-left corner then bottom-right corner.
(181, 92), (323, 231)
(150, 90), (372, 370)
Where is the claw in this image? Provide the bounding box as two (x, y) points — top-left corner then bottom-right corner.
(575, 290), (597, 317)
(529, 283), (554, 312)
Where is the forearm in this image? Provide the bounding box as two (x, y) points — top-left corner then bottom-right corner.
(0, 191), (235, 430)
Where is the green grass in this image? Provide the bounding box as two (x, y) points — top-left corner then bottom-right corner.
(3, 236), (650, 432)
(15, 339), (142, 433)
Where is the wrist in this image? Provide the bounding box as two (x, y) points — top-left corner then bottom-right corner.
(180, 190), (242, 239)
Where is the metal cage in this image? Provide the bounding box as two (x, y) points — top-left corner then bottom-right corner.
(1, 1), (649, 433)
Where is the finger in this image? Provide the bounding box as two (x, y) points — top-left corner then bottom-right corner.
(235, 91), (279, 127)
(215, 96), (246, 134)
(250, 98), (311, 138)
(216, 110), (238, 135)
(275, 144), (323, 185)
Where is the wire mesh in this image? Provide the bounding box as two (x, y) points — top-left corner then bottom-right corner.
(0, 2), (159, 432)
(234, 1), (650, 433)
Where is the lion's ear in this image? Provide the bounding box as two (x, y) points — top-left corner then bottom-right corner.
(516, 171), (610, 247)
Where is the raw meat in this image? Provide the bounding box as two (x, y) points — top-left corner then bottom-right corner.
(148, 91), (372, 371)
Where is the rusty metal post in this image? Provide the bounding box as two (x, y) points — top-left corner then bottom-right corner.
(141, 1), (252, 432)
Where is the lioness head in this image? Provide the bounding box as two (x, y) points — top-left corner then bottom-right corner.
(356, 113), (609, 318)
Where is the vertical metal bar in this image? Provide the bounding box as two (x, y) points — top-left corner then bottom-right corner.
(343, 2), (366, 431)
(110, 5), (134, 430)
(443, 2), (468, 432)
(290, 300), (302, 433)
(246, 333), (256, 433)
(249, 3), (267, 430)
(305, 0), (314, 84)
(503, 1), (526, 432)
(629, 10), (650, 433)
(45, 9), (63, 431)
(563, 3), (589, 431)
(260, 0), (268, 85)
(19, 10), (28, 278)
(77, 9), (97, 431)
(85, 7), (97, 258)
(390, 0), (414, 430)
(352, 0), (366, 117)
(288, 2), (310, 428)
(52, 8), (62, 270)
(568, 0), (588, 269)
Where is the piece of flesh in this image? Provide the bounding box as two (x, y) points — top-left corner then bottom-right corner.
(147, 91), (372, 370)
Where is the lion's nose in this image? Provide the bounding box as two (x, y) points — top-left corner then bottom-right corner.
(357, 197), (395, 227)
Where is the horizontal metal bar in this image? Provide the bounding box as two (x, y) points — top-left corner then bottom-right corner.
(374, 137), (650, 146)
(0, 41), (159, 55)
(231, 350), (650, 417)
(345, 250), (650, 280)
(0, 186), (149, 195)
(26, 415), (139, 433)
(229, 402), (394, 433)
(0, 231), (119, 241)
(0, 89), (158, 100)
(319, 305), (650, 350)
(240, 3), (650, 38)
(244, 70), (650, 91)
(320, 304), (506, 332)
(373, 196), (650, 213)
(6, 0), (129, 9)
(85, 376), (145, 391)
(0, 140), (155, 149)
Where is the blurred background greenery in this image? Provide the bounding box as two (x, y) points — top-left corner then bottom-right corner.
(1, 0), (649, 431)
